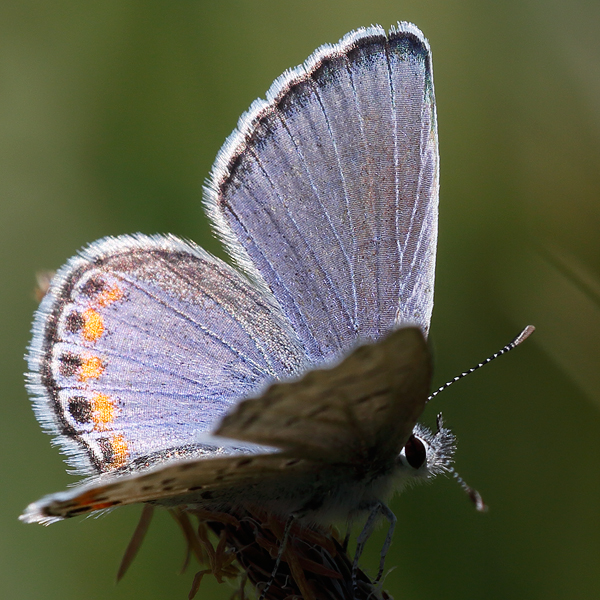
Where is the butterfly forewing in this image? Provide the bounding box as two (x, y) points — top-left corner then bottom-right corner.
(217, 327), (432, 465)
(27, 234), (307, 475)
(206, 23), (438, 363)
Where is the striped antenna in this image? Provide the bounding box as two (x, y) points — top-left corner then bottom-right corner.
(450, 467), (488, 512)
(428, 325), (535, 403)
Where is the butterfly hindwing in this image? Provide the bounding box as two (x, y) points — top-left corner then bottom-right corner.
(21, 451), (319, 524)
(27, 234), (307, 475)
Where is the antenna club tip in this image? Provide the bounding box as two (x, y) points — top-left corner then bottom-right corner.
(469, 489), (488, 513)
(513, 325), (535, 347)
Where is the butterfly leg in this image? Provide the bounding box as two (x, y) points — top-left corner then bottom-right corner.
(352, 503), (381, 594)
(258, 513), (295, 600)
(375, 503), (396, 583)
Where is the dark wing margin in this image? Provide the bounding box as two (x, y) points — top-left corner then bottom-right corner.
(204, 22), (439, 364)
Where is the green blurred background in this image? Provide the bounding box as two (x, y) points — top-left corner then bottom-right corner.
(2, 1), (599, 598)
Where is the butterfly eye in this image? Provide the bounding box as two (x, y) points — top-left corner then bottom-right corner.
(404, 435), (427, 469)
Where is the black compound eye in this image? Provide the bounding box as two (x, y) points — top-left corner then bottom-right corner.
(404, 435), (426, 469)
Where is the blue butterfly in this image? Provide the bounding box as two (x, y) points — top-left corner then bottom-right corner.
(22, 21), (458, 591)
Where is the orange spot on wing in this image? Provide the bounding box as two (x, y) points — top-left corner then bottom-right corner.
(75, 490), (116, 512)
(91, 502), (117, 511)
(79, 356), (104, 381)
(96, 284), (124, 307)
(82, 309), (104, 342)
(91, 394), (116, 430)
(77, 490), (102, 505)
(109, 434), (128, 468)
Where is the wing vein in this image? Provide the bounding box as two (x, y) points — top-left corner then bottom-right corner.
(247, 145), (348, 350)
(307, 77), (360, 329)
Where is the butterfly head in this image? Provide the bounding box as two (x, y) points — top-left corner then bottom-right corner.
(397, 414), (487, 512)
(397, 414), (456, 479)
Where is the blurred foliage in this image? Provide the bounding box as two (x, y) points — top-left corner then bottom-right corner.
(1, 1), (599, 599)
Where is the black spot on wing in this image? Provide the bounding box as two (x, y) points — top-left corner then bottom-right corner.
(58, 352), (82, 377)
(68, 397), (92, 423)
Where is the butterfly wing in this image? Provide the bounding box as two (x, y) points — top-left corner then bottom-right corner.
(205, 23), (439, 363)
(217, 327), (432, 466)
(27, 234), (307, 475)
(22, 328), (430, 525)
(20, 451), (317, 524)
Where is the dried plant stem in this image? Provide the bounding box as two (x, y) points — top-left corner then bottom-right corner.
(168, 508), (391, 600)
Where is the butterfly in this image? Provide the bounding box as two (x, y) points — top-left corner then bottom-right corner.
(21, 21), (456, 590)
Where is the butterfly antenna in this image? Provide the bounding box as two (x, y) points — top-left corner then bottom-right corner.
(449, 467), (488, 512)
(427, 325), (535, 403)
